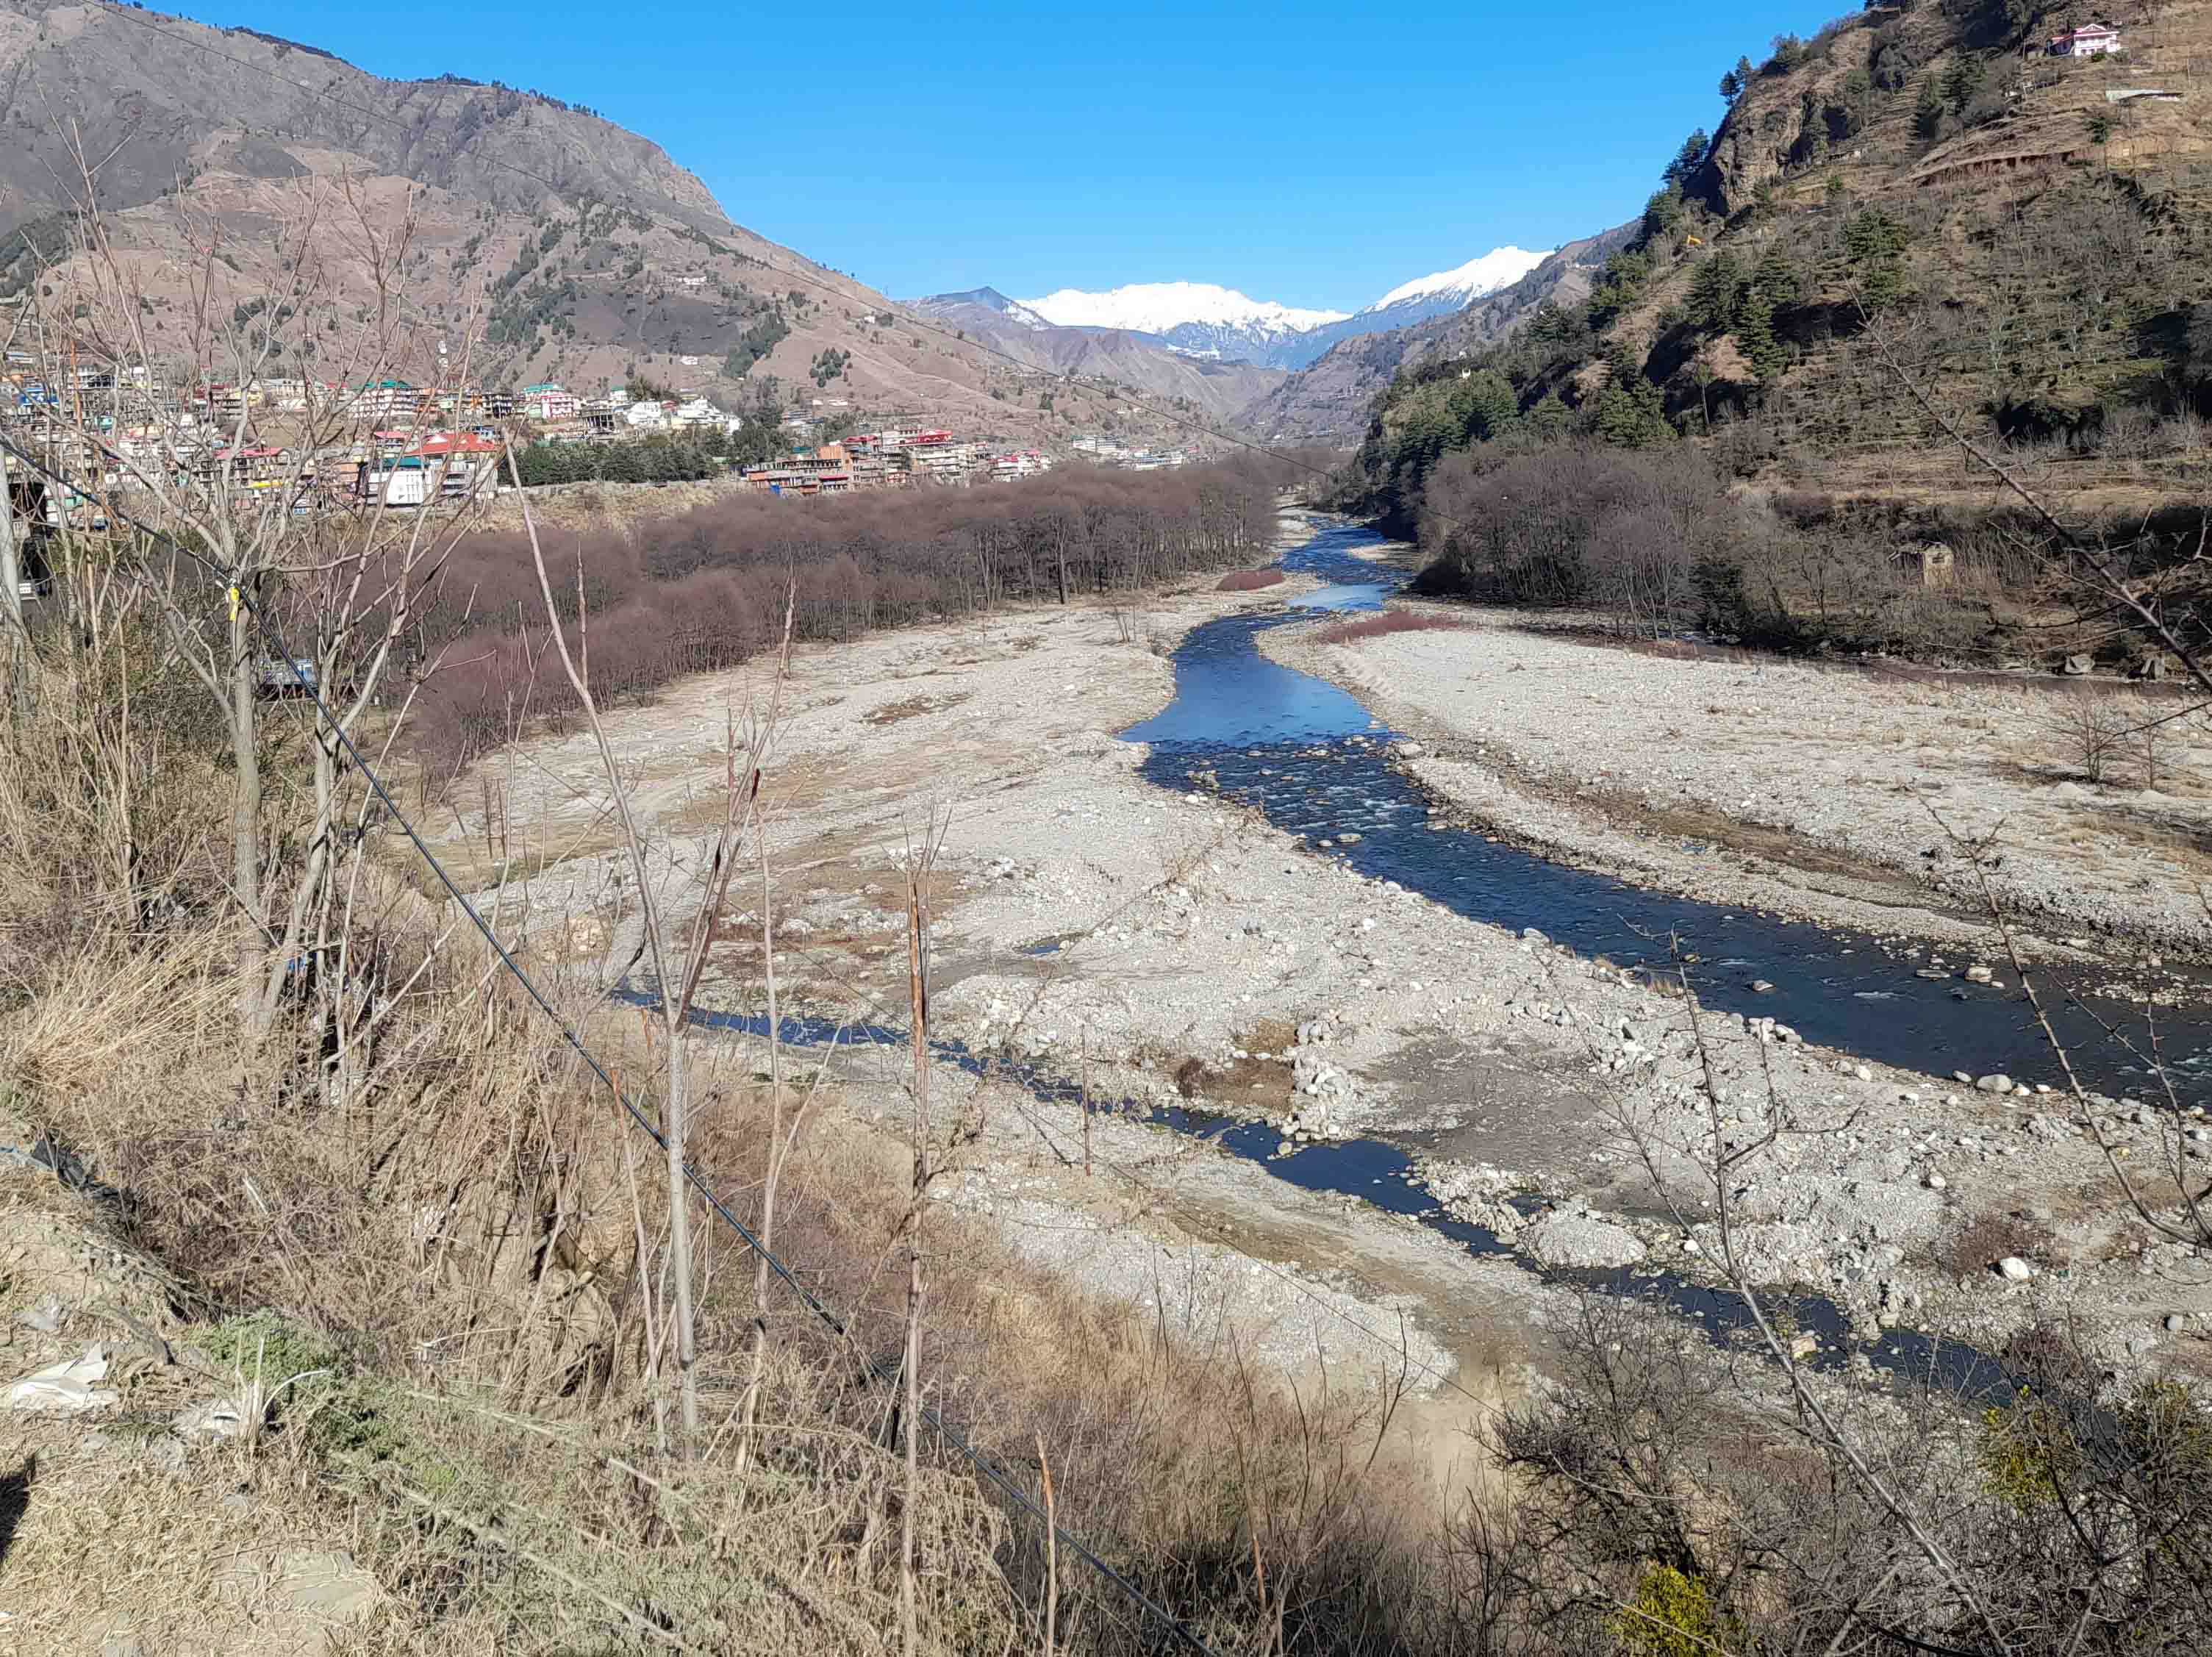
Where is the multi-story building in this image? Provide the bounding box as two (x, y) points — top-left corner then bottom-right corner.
(895, 431), (978, 482)
(520, 382), (580, 421)
(990, 449), (1053, 482)
(350, 379), (421, 422)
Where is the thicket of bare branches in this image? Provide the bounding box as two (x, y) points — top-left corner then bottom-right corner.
(404, 457), (1288, 774)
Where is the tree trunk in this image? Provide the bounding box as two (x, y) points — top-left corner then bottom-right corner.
(229, 603), (267, 1040)
(0, 447), (24, 709)
(899, 865), (931, 1657)
(666, 1020), (699, 1442)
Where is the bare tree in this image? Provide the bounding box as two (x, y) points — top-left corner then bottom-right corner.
(19, 159), (493, 1048)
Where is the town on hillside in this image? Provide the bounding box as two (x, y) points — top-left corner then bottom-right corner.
(0, 354), (1195, 521)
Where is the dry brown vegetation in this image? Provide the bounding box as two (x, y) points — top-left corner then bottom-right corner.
(1217, 568), (1289, 591)
(0, 602), (1464, 1653)
(1311, 610), (1475, 646)
(405, 460), (1288, 780)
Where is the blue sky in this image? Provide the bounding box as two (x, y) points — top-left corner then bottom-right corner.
(173, 0), (1850, 310)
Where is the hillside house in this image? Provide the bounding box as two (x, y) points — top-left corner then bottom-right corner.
(2048, 24), (2122, 57)
(350, 379), (421, 422)
(354, 455), (432, 507)
(896, 432), (978, 482)
(407, 431), (502, 498)
(741, 447), (853, 496)
(210, 443), (292, 489)
(521, 382), (580, 421)
(990, 449), (1053, 481)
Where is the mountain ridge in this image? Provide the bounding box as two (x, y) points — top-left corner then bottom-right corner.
(1243, 225), (1633, 440)
(983, 247), (1553, 371)
(0, 0), (1222, 451)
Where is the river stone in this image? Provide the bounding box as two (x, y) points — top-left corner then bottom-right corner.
(1975, 1074), (2014, 1094)
(1690, 1220), (1824, 1285)
(2062, 654), (2092, 676)
(1523, 1212), (1647, 1270)
(1393, 740), (1425, 759)
(1997, 1256), (2034, 1283)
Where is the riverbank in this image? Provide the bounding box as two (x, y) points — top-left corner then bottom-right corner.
(424, 513), (1575, 1414)
(440, 514), (2210, 1395)
(1264, 601), (2212, 961)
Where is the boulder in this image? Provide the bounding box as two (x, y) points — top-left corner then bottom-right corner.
(1975, 1073), (2014, 1094)
(1524, 1212), (1647, 1270)
(2061, 654), (2093, 676)
(1997, 1256), (2035, 1283)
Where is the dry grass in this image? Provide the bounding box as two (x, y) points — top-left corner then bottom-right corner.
(0, 613), (1467, 1655)
(1931, 1207), (2066, 1287)
(1215, 568), (1287, 592)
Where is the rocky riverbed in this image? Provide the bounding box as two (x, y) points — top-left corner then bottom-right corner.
(434, 510), (2212, 1424)
(1264, 603), (2212, 957)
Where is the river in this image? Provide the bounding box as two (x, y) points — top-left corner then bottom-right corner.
(1128, 519), (2212, 1107)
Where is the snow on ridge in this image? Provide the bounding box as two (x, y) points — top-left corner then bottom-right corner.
(1016, 281), (1350, 337)
(1365, 247), (1552, 313)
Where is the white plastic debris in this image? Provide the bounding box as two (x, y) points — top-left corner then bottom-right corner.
(173, 1397), (250, 1439)
(5, 1343), (117, 1413)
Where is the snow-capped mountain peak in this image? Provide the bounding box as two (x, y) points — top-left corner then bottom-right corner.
(1366, 246), (1551, 313)
(938, 247), (1556, 372)
(1016, 282), (1349, 338)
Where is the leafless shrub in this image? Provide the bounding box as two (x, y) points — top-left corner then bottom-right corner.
(1215, 567), (1286, 591)
(2044, 688), (2137, 784)
(1312, 609), (1474, 645)
(407, 462), (1292, 781)
(1932, 1206), (2062, 1286)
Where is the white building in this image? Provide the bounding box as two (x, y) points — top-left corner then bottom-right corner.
(521, 383), (580, 421)
(2049, 24), (2122, 57)
(990, 450), (1053, 482)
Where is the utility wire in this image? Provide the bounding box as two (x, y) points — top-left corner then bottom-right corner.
(0, 426), (1225, 1657)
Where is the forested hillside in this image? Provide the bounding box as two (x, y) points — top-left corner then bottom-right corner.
(1242, 225), (1635, 440)
(1336, 0), (2212, 660)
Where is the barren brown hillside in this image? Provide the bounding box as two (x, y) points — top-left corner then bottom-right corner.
(0, 0), (1217, 449)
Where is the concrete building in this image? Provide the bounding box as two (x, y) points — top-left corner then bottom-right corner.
(2049, 24), (2122, 56)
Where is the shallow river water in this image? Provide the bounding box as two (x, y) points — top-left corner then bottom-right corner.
(1129, 520), (2212, 1107)
(638, 519), (2212, 1392)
